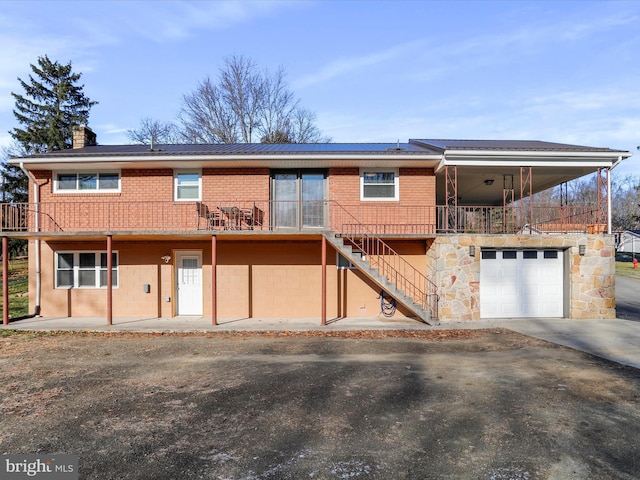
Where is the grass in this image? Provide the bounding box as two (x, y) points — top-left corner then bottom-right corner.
(0, 258), (29, 318)
(615, 252), (640, 280)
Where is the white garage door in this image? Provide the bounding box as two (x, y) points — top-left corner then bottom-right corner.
(480, 249), (564, 318)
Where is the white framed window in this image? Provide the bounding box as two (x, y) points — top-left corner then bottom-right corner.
(360, 168), (399, 201)
(55, 251), (119, 289)
(54, 172), (120, 193)
(174, 170), (202, 201)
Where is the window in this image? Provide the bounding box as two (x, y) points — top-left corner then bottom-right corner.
(337, 251), (365, 269)
(54, 172), (120, 193)
(174, 171), (201, 201)
(55, 251), (118, 288)
(502, 251), (517, 259)
(481, 250), (497, 260)
(523, 250), (538, 259)
(360, 169), (398, 201)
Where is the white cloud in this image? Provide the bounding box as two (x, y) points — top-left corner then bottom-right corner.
(113, 0), (297, 43)
(293, 39), (427, 89)
(404, 7), (640, 84)
(526, 90), (640, 113)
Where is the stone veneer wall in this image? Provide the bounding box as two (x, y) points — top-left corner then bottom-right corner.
(428, 234), (616, 321)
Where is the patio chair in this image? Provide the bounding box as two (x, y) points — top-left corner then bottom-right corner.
(196, 202), (223, 230)
(239, 204), (264, 230)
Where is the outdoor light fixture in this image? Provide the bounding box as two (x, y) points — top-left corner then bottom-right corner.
(578, 244), (586, 256)
(161, 255), (172, 264)
(484, 179), (494, 186)
(469, 245), (476, 257)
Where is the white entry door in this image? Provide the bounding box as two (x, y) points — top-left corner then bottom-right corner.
(176, 251), (203, 315)
(480, 249), (564, 318)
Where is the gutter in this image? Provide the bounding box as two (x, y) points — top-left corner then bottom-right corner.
(611, 154), (627, 170)
(19, 162), (41, 316)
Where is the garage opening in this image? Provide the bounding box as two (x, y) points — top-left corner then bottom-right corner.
(480, 249), (564, 318)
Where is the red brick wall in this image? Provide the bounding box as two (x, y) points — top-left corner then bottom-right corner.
(30, 166), (434, 232)
(35, 168), (271, 204)
(31, 168), (271, 231)
(203, 168), (270, 204)
(328, 167), (435, 205)
(35, 169), (174, 203)
(328, 167), (436, 232)
(399, 168), (436, 206)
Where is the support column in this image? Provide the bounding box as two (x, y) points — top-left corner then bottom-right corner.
(607, 167), (612, 234)
(445, 165), (457, 232)
(520, 167), (532, 234)
(596, 167), (610, 233)
(321, 236), (327, 326)
(212, 235), (217, 326)
(107, 235), (113, 326)
(3, 237), (8, 325)
(503, 174), (514, 233)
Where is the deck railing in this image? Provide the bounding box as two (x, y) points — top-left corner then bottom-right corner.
(435, 205), (603, 234)
(0, 201), (604, 235)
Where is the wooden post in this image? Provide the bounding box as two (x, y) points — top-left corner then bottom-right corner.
(212, 235), (217, 326)
(321, 236), (327, 326)
(3, 237), (8, 325)
(107, 235), (113, 325)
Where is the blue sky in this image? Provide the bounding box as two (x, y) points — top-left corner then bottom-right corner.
(1, 0), (638, 175)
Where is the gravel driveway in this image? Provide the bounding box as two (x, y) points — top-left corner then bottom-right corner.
(1, 329), (639, 479)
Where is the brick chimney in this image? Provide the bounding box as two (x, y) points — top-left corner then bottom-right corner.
(72, 125), (97, 149)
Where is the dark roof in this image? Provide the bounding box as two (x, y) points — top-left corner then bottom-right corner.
(15, 139), (630, 160)
(26, 142), (441, 158)
(410, 139), (627, 153)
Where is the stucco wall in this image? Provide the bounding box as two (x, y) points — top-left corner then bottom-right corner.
(31, 239), (426, 320)
(430, 234), (616, 321)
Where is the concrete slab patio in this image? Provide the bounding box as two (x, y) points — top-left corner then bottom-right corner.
(3, 314), (640, 371)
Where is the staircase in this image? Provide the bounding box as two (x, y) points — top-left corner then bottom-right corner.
(324, 232), (439, 326)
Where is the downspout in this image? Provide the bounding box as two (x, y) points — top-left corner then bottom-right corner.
(19, 162), (41, 316)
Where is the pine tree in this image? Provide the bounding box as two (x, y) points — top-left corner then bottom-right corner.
(10, 55), (97, 153)
(3, 56), (96, 258)
(1, 143), (28, 203)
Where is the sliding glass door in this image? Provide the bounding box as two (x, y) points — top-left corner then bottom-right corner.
(271, 170), (326, 229)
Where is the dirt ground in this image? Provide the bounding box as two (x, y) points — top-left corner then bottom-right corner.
(1, 329), (639, 480)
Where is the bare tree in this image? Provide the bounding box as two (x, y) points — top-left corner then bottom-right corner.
(178, 55), (330, 144)
(127, 117), (180, 146)
(611, 174), (640, 230)
(219, 56), (264, 143)
(260, 66), (296, 142)
(179, 77), (237, 143)
(285, 107), (331, 143)
(562, 172), (640, 231)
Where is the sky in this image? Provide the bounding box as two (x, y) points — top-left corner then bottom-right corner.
(1, 0), (639, 175)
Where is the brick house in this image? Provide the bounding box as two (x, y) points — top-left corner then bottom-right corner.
(1, 126), (632, 325)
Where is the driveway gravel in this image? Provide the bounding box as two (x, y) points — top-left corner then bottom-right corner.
(1, 329), (639, 479)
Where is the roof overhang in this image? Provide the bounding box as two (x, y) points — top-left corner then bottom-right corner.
(10, 153), (443, 170)
(436, 150), (629, 172)
(433, 149), (632, 206)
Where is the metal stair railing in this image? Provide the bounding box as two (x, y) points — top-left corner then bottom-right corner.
(329, 201), (439, 319)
